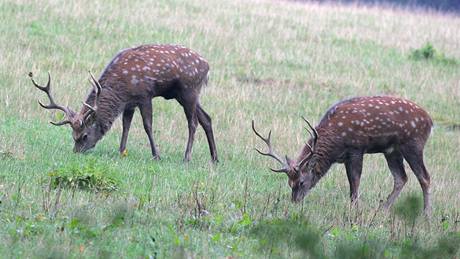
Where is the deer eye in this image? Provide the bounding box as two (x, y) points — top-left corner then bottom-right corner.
(81, 134), (88, 141)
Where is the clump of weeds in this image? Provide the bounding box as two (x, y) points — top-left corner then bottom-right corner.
(47, 159), (120, 193)
(409, 42), (457, 65)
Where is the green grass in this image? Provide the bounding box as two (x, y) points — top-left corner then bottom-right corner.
(1, 0), (460, 257)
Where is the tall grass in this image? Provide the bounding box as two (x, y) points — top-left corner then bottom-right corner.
(0, 0), (459, 257)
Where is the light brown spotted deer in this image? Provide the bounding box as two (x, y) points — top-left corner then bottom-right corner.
(253, 96), (433, 215)
(30, 44), (218, 162)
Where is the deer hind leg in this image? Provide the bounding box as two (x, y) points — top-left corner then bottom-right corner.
(383, 150), (408, 210)
(401, 144), (431, 216)
(178, 95), (198, 162)
(119, 107), (135, 154)
(344, 151), (364, 205)
(197, 103), (218, 163)
(139, 101), (160, 160)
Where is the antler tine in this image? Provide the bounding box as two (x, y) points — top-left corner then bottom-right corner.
(29, 72), (50, 91)
(301, 116), (318, 147)
(304, 141), (314, 154)
(88, 71), (102, 95)
(270, 167), (290, 173)
(252, 120), (289, 172)
(304, 126), (314, 140)
(254, 147), (285, 165)
(295, 116), (318, 170)
(82, 102), (96, 112)
(88, 78), (96, 89)
(29, 72), (74, 126)
(50, 120), (72, 126)
(297, 152), (313, 171)
(82, 102), (96, 123)
(303, 127), (315, 152)
(86, 71), (102, 115)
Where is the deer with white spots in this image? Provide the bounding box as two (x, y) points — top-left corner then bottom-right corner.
(253, 96), (433, 215)
(30, 44), (218, 162)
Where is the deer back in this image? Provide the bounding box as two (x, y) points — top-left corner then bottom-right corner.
(98, 44), (210, 97)
(315, 96), (433, 151)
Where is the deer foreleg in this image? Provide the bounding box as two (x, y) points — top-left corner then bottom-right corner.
(345, 151), (364, 205)
(119, 108), (135, 154)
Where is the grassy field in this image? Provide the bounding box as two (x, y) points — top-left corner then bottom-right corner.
(1, 0), (460, 257)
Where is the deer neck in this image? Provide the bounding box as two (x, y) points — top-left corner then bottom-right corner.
(99, 91), (124, 134)
(82, 84), (123, 135)
(306, 134), (343, 185)
(307, 153), (333, 185)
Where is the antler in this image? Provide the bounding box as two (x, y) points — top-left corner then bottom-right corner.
(82, 71), (103, 121)
(297, 116), (318, 169)
(89, 71), (102, 93)
(252, 120), (291, 173)
(301, 116), (318, 152)
(29, 72), (74, 126)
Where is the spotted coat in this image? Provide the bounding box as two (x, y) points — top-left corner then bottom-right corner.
(99, 44), (209, 96)
(73, 44), (217, 161)
(258, 95), (433, 214)
(315, 96), (433, 152)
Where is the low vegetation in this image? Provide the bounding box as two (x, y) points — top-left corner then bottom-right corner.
(409, 42), (458, 65)
(48, 159), (120, 193)
(251, 195), (460, 258)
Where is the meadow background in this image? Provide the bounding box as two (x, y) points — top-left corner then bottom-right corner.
(0, 0), (459, 257)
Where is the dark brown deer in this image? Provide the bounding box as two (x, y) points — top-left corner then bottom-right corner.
(30, 44), (218, 162)
(253, 96), (433, 215)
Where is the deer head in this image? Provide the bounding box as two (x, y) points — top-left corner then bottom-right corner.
(252, 118), (319, 202)
(29, 72), (103, 153)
